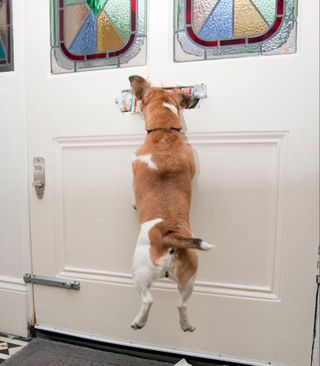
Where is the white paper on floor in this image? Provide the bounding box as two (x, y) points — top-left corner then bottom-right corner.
(174, 359), (192, 366)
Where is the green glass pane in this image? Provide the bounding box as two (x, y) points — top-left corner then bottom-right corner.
(86, 0), (106, 16)
(174, 0), (179, 30)
(50, 0), (58, 47)
(285, 0), (297, 17)
(65, 0), (86, 4)
(138, 0), (146, 35)
(294, 0), (298, 18)
(175, 0), (186, 32)
(251, 0), (276, 26)
(104, 0), (130, 42)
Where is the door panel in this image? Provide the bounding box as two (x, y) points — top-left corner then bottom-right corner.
(27, 0), (319, 365)
(54, 136), (139, 275)
(191, 132), (286, 300)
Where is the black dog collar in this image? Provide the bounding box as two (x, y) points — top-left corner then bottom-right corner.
(146, 127), (182, 134)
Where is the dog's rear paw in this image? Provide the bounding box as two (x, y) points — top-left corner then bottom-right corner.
(131, 202), (137, 210)
(181, 324), (196, 332)
(131, 321), (144, 330)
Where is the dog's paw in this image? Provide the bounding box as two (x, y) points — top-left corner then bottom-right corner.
(180, 321), (196, 332)
(131, 202), (137, 210)
(181, 324), (196, 332)
(131, 321), (144, 330)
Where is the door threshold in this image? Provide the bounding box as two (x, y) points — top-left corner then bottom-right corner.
(31, 324), (276, 366)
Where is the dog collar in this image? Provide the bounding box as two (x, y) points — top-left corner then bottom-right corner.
(146, 127), (182, 135)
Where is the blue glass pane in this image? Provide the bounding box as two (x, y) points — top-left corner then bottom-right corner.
(198, 0), (233, 40)
(0, 0), (13, 71)
(0, 40), (5, 59)
(69, 12), (97, 55)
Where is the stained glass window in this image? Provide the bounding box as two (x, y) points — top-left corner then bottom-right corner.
(0, 0), (13, 72)
(51, 0), (146, 73)
(174, 0), (297, 61)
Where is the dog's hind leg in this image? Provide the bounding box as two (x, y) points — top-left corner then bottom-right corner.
(131, 281), (153, 330)
(177, 275), (196, 332)
(131, 218), (163, 330)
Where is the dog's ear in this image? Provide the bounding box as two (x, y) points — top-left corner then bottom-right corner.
(129, 75), (151, 101)
(174, 91), (193, 109)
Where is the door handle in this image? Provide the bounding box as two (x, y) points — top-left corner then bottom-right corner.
(33, 157), (45, 199)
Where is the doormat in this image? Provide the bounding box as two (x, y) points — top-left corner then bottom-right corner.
(2, 338), (173, 366)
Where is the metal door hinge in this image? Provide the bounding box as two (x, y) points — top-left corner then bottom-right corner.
(24, 273), (80, 290)
(33, 157), (45, 199)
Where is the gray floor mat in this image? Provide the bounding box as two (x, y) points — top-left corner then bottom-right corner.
(3, 338), (173, 366)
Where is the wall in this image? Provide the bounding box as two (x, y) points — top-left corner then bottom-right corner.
(0, 0), (31, 337)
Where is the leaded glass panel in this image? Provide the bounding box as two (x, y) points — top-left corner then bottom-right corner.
(0, 0), (13, 72)
(174, 0), (297, 62)
(51, 0), (146, 73)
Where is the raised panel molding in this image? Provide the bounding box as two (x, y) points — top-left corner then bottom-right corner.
(0, 275), (29, 337)
(59, 266), (276, 300)
(0, 275), (27, 294)
(54, 131), (288, 300)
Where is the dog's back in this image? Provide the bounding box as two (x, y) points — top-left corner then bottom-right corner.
(133, 130), (195, 225)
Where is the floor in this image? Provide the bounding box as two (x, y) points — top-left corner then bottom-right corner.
(0, 333), (30, 364)
(0, 330), (237, 366)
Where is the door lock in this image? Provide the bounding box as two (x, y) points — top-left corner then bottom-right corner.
(33, 157), (45, 199)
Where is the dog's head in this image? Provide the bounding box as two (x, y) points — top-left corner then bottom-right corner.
(129, 75), (192, 131)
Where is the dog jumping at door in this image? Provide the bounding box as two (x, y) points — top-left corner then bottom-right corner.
(129, 75), (214, 332)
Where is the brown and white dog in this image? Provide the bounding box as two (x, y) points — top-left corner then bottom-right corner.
(129, 75), (214, 332)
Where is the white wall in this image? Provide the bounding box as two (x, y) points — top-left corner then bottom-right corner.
(0, 0), (31, 337)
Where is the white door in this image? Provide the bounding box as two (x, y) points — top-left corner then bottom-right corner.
(26, 1), (319, 365)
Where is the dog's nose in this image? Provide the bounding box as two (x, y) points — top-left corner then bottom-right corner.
(129, 75), (138, 83)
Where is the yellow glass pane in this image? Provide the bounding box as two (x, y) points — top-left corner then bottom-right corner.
(97, 11), (124, 52)
(234, 0), (269, 37)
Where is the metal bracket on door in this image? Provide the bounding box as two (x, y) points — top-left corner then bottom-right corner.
(33, 157), (45, 199)
(24, 273), (80, 290)
(116, 84), (207, 113)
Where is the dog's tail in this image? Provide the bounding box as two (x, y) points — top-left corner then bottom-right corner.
(163, 233), (215, 251)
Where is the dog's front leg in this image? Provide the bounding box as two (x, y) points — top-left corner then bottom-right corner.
(178, 276), (196, 332)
